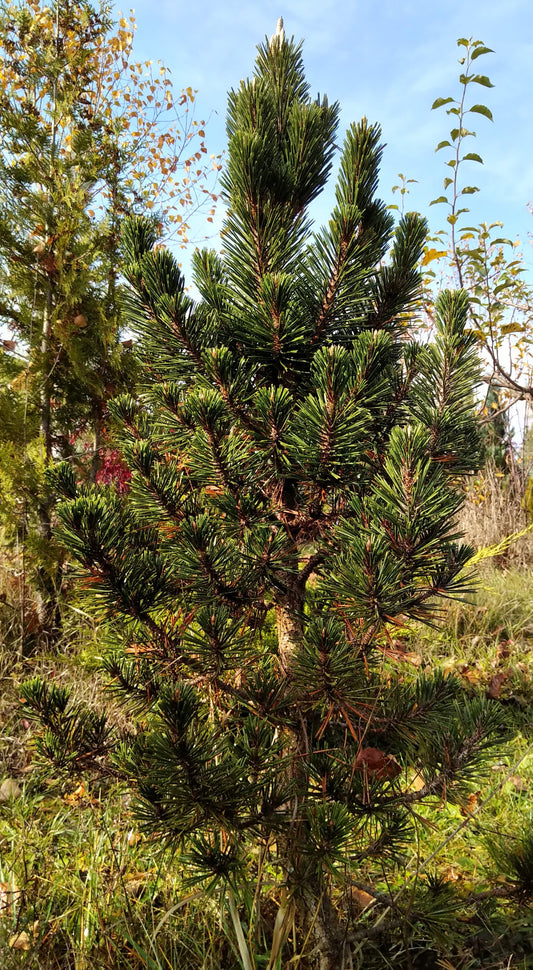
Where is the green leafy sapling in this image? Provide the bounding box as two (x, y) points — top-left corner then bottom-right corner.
(429, 37), (533, 417)
(430, 37), (494, 285)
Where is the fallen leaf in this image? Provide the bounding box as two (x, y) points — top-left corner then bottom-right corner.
(0, 778), (22, 802)
(442, 866), (460, 882)
(460, 664), (481, 685)
(349, 887), (374, 911)
(409, 773), (426, 792)
(487, 672), (507, 698)
(507, 774), (526, 792)
(9, 931), (30, 950)
(63, 783), (97, 806)
(496, 641), (512, 661)
(460, 791), (481, 816)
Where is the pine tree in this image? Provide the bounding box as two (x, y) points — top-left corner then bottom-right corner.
(47, 25), (510, 969)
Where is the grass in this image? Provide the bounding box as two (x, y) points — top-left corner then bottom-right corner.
(0, 773), (233, 969)
(0, 595), (239, 970)
(458, 463), (533, 569)
(404, 566), (533, 737)
(2, 533), (533, 967)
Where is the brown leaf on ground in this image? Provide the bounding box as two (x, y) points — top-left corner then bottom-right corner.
(507, 774), (527, 791)
(487, 671), (508, 698)
(442, 866), (460, 882)
(460, 791), (481, 816)
(9, 931), (31, 951)
(349, 887), (375, 911)
(9, 923), (37, 950)
(460, 664), (481, 685)
(496, 640), (513, 661)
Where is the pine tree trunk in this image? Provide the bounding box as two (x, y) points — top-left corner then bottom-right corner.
(275, 584), (305, 677)
(311, 895), (348, 970)
(275, 580), (349, 968)
(275, 601), (303, 677)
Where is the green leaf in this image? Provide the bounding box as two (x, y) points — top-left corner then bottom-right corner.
(461, 186), (480, 195)
(435, 140), (452, 151)
(432, 97), (454, 110)
(471, 46), (494, 60)
(457, 38), (470, 47)
(459, 74), (473, 85)
(462, 153), (483, 164)
(472, 74), (494, 88)
(469, 104), (493, 121)
(443, 177), (453, 189)
(430, 196), (449, 206)
(447, 107), (461, 116)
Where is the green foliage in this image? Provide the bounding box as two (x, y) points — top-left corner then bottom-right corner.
(426, 37), (533, 417)
(429, 38), (494, 281)
(25, 23), (530, 970)
(0, 0), (134, 639)
(0, 0), (216, 645)
(19, 677), (116, 771)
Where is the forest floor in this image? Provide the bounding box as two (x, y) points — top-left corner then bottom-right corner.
(2, 560), (533, 969)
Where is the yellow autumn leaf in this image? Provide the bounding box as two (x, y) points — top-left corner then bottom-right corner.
(422, 248), (447, 266)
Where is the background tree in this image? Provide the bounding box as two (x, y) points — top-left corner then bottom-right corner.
(35, 24), (516, 970)
(424, 37), (533, 550)
(0, 0), (218, 644)
(427, 37), (533, 418)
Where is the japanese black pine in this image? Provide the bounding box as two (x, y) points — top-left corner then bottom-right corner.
(47, 25), (508, 970)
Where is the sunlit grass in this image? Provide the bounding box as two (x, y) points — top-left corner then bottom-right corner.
(2, 566), (533, 968)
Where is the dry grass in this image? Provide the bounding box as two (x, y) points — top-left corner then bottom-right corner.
(459, 462), (533, 568)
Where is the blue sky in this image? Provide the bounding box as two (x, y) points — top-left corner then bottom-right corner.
(129, 0), (533, 277)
